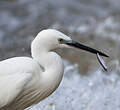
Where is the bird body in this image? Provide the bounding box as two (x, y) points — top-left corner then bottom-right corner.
(0, 29), (108, 110)
(0, 56), (63, 110)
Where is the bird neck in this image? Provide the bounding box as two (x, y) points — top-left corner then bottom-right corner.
(31, 44), (64, 78)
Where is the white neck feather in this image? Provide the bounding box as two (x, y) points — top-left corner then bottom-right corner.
(31, 39), (64, 82)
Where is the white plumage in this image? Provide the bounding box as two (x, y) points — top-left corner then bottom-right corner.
(0, 29), (108, 110)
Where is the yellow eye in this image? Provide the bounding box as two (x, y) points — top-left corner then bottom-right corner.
(58, 38), (63, 43)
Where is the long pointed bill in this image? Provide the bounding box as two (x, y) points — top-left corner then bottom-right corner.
(66, 40), (109, 57)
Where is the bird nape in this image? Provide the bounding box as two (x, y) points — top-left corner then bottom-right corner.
(0, 29), (109, 110)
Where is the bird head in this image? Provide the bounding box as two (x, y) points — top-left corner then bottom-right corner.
(32, 29), (108, 57)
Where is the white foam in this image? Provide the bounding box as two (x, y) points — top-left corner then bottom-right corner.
(28, 60), (120, 110)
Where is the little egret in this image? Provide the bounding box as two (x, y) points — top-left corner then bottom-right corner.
(0, 29), (108, 110)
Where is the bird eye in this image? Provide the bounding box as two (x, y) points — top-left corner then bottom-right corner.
(58, 38), (63, 43)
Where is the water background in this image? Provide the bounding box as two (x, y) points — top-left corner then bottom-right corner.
(0, 0), (120, 109)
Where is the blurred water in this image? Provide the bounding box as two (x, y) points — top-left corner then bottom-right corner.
(28, 60), (120, 110)
(0, 0), (120, 110)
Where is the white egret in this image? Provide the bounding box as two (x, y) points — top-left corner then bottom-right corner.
(0, 29), (108, 110)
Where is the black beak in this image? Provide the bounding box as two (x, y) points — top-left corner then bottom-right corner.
(66, 40), (109, 57)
